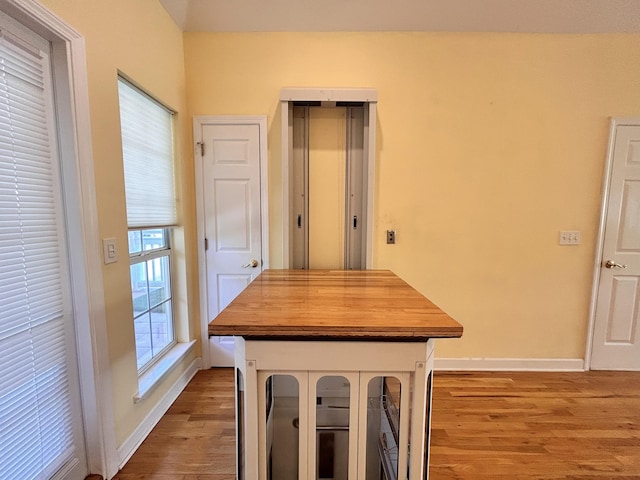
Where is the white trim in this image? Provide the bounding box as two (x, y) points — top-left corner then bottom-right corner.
(435, 357), (585, 372)
(585, 117), (640, 371)
(117, 357), (201, 469)
(245, 340), (431, 371)
(134, 340), (197, 402)
(281, 102), (291, 267)
(364, 102), (376, 268)
(280, 87), (377, 268)
(280, 87), (378, 103)
(193, 115), (270, 368)
(0, 0), (117, 477)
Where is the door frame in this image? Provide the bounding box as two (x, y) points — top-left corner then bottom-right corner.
(586, 117), (640, 370)
(290, 105), (367, 270)
(0, 0), (117, 477)
(280, 88), (378, 269)
(194, 115), (270, 368)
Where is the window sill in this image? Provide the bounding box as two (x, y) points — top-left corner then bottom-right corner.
(134, 340), (196, 403)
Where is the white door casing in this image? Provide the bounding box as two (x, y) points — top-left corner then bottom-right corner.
(589, 119), (640, 370)
(280, 88), (377, 269)
(195, 116), (268, 368)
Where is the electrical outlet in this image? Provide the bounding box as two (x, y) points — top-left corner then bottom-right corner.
(559, 231), (581, 245)
(386, 230), (396, 244)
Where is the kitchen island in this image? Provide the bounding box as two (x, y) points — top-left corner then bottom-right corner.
(209, 269), (463, 480)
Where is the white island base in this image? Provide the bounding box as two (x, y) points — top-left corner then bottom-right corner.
(234, 338), (436, 480)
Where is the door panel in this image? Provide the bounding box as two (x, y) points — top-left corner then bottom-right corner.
(214, 179), (253, 250)
(605, 277), (639, 343)
(309, 107), (347, 269)
(218, 274), (253, 310)
(592, 124), (640, 370)
(292, 106), (308, 269)
(346, 107), (365, 270)
(618, 181), (640, 250)
(202, 122), (263, 367)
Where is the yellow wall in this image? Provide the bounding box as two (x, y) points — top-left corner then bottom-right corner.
(39, 0), (199, 446)
(184, 32), (640, 360)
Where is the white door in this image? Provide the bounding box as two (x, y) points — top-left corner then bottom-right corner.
(591, 121), (640, 370)
(196, 118), (267, 367)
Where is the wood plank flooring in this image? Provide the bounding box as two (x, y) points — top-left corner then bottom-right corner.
(430, 371), (640, 479)
(113, 369), (236, 480)
(113, 369), (640, 480)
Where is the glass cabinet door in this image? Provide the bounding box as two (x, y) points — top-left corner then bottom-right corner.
(256, 370), (416, 480)
(315, 375), (351, 480)
(365, 376), (403, 480)
(265, 374), (300, 480)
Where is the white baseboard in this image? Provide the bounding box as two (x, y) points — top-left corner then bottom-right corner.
(117, 357), (201, 470)
(435, 357), (585, 372)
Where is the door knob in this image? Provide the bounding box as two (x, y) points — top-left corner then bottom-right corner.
(605, 260), (627, 269)
(242, 259), (259, 268)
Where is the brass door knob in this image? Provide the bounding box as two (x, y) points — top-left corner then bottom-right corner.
(605, 260), (627, 269)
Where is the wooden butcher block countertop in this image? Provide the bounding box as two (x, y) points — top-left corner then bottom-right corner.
(208, 270), (463, 340)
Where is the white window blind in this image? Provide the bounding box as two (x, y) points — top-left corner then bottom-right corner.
(0, 30), (76, 480)
(118, 78), (177, 228)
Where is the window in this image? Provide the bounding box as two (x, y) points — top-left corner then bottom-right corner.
(118, 77), (178, 373)
(129, 228), (175, 371)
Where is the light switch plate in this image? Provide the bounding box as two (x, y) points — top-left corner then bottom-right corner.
(103, 237), (118, 264)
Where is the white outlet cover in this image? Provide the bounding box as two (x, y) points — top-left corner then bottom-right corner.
(559, 230), (581, 245)
(102, 237), (118, 264)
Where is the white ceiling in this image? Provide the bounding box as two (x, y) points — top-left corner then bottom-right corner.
(159, 0), (640, 33)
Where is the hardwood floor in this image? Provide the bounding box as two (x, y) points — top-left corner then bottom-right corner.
(430, 371), (640, 479)
(114, 369), (236, 480)
(113, 369), (640, 480)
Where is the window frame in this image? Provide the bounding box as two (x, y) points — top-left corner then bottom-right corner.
(118, 75), (179, 375)
(128, 227), (177, 374)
